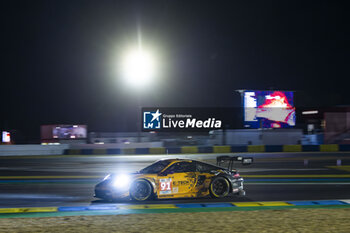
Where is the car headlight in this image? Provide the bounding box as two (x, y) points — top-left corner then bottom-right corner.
(112, 174), (131, 189)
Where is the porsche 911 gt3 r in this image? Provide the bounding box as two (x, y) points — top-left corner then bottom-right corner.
(94, 157), (252, 201)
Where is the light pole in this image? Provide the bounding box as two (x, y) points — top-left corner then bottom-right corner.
(120, 47), (157, 142)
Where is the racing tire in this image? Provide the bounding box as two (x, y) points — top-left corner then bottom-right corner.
(129, 179), (153, 201)
(209, 177), (230, 198)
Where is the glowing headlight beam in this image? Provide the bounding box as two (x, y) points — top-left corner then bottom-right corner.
(112, 174), (131, 188)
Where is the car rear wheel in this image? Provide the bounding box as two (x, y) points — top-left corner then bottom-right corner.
(210, 177), (230, 198)
(129, 180), (153, 201)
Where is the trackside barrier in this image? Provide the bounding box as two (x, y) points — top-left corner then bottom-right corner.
(166, 147), (182, 154)
(64, 144), (350, 155)
(265, 145), (283, 152)
(302, 145), (319, 152)
(107, 148), (121, 154)
(213, 146), (231, 153)
(122, 148), (135, 154)
(1, 200), (350, 215)
(181, 146), (198, 154)
(283, 145), (302, 152)
(81, 149), (92, 155)
(320, 144), (339, 152)
(230, 146), (247, 152)
(93, 149), (107, 155)
(149, 147), (166, 154)
(135, 148), (149, 154)
(67, 149), (81, 155)
(198, 146), (213, 153)
(340, 144), (350, 151)
(248, 145), (265, 153)
(0, 144), (69, 156)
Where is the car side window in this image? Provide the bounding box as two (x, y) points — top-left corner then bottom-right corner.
(196, 162), (217, 173)
(166, 162), (195, 173)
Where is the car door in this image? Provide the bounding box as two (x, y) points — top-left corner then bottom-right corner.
(158, 161), (197, 197)
(195, 161), (217, 193)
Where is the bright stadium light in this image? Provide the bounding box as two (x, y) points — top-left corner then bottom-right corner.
(121, 48), (156, 88)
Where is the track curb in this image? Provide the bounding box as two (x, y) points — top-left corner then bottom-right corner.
(1, 200), (350, 218)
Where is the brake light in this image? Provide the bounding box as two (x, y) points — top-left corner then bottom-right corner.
(234, 173), (240, 178)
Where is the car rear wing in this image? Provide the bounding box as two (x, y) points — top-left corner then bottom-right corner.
(216, 155), (253, 170)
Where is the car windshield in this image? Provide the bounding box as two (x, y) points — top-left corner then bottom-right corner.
(139, 160), (172, 174)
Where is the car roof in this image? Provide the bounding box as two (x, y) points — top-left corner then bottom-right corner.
(160, 158), (228, 169)
(158, 158), (193, 163)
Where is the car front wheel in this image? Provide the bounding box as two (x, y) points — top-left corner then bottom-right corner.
(129, 180), (153, 201)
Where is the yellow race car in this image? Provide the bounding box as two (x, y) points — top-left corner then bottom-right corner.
(94, 157), (252, 201)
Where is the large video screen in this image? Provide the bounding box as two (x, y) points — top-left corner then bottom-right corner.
(52, 125), (87, 139)
(244, 90), (295, 128)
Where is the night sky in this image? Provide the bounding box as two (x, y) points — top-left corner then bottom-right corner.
(1, 0), (349, 141)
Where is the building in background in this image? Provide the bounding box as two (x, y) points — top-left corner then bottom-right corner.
(324, 107), (350, 144)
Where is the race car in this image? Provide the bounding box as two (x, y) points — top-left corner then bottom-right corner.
(94, 156), (252, 201)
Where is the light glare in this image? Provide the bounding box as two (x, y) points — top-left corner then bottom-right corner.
(112, 174), (131, 188)
(103, 174), (111, 181)
(122, 49), (156, 88)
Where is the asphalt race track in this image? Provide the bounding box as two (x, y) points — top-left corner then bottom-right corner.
(1, 152), (350, 208)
